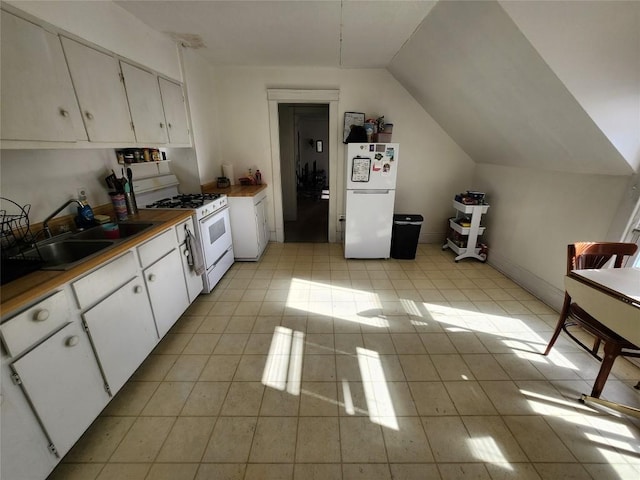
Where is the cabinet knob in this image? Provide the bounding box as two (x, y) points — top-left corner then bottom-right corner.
(168, 123), (172, 129)
(33, 309), (49, 322)
(59, 108), (69, 118)
(148, 273), (157, 282)
(134, 285), (143, 294)
(65, 336), (79, 347)
(159, 122), (165, 129)
(85, 111), (94, 120)
(183, 248), (189, 257)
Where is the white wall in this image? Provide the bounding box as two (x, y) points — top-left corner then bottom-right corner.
(5, 0), (181, 80)
(473, 164), (629, 309)
(501, 0), (640, 170)
(0, 149), (121, 222)
(180, 47), (221, 186)
(211, 66), (475, 242)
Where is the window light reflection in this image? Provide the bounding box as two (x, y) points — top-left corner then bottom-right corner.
(399, 298), (422, 317)
(286, 278), (389, 328)
(262, 326), (304, 394)
(356, 347), (399, 430)
(467, 436), (512, 467)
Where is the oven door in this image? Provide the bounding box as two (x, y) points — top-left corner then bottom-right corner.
(199, 206), (233, 269)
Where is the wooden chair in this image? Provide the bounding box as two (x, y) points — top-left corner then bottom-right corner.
(544, 242), (639, 398)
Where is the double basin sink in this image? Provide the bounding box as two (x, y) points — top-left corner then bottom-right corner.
(27, 222), (163, 271)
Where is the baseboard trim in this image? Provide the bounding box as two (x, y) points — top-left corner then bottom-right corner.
(420, 233), (445, 244)
(487, 251), (564, 312)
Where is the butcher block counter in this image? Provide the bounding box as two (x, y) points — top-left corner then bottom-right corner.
(202, 182), (267, 197)
(1, 209), (192, 318)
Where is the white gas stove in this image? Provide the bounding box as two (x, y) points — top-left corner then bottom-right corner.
(135, 175), (234, 294)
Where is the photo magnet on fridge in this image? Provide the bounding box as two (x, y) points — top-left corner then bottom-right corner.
(386, 147), (395, 161)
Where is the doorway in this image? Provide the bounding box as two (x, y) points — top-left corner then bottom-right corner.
(279, 104), (329, 242)
(267, 88), (340, 243)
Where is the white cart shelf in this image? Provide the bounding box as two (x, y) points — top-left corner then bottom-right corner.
(442, 200), (489, 262)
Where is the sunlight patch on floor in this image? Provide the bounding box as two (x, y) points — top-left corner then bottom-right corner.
(467, 436), (512, 467)
(286, 278), (389, 328)
(357, 347), (399, 430)
(262, 326), (304, 394)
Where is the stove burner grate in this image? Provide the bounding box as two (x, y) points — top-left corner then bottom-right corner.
(146, 193), (222, 209)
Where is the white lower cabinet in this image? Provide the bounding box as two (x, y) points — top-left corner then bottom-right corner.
(10, 321), (110, 458)
(228, 189), (269, 261)
(0, 220), (201, 480)
(83, 276), (157, 396)
(144, 248), (190, 338)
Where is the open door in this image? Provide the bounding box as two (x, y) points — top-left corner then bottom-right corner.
(279, 104), (329, 242)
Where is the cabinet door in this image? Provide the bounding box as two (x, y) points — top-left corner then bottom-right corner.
(60, 37), (135, 143)
(0, 11), (85, 142)
(255, 197), (269, 256)
(11, 322), (109, 458)
(144, 249), (189, 338)
(228, 197), (259, 259)
(83, 277), (157, 395)
(120, 61), (168, 144)
(159, 78), (190, 145)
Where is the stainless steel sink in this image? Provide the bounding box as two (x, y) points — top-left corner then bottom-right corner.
(24, 221), (162, 271)
(71, 222), (157, 240)
(26, 240), (115, 270)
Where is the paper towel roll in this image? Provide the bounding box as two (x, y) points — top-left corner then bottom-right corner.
(222, 164), (235, 186)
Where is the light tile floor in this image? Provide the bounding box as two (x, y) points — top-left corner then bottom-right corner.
(49, 243), (640, 480)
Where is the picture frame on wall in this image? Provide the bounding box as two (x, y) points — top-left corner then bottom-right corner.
(343, 112), (365, 143)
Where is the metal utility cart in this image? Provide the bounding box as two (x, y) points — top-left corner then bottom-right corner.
(442, 199), (489, 262)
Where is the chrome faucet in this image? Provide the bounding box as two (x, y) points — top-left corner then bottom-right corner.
(42, 199), (83, 238)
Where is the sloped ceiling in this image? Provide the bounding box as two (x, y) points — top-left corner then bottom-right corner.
(113, 0), (638, 176)
(388, 0), (635, 176)
(115, 0), (436, 67)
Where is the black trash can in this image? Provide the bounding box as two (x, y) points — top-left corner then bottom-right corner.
(391, 214), (423, 259)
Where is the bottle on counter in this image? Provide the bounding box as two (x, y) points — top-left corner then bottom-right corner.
(75, 190), (97, 228)
(255, 169), (262, 185)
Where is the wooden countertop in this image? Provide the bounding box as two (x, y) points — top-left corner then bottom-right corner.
(1, 209), (193, 319)
(201, 183), (267, 197)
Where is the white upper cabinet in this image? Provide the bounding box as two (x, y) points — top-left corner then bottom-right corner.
(159, 78), (190, 145)
(60, 37), (135, 143)
(120, 61), (168, 144)
(0, 10), (85, 142)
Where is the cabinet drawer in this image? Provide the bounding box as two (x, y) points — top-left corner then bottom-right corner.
(138, 228), (175, 268)
(0, 290), (70, 358)
(73, 251), (137, 309)
(175, 217), (195, 245)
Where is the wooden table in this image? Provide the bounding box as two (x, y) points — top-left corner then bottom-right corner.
(565, 267), (640, 416)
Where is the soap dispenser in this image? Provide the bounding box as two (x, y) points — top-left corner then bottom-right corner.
(75, 189), (96, 228)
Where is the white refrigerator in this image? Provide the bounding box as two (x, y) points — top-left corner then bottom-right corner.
(344, 143), (399, 258)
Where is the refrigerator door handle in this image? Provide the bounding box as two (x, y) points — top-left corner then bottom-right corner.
(353, 190), (390, 194)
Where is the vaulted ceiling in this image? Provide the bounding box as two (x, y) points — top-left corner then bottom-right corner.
(116, 0), (640, 176)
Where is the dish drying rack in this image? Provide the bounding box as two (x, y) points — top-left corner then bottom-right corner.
(1, 197), (43, 283)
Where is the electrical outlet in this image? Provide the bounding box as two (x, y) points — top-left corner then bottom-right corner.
(77, 187), (87, 199)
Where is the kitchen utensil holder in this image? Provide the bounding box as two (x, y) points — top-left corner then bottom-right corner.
(110, 193), (128, 221)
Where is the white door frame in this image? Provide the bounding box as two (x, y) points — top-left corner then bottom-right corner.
(267, 89), (340, 243)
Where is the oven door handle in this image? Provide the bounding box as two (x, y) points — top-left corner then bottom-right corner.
(199, 206), (228, 225)
(212, 247), (232, 267)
